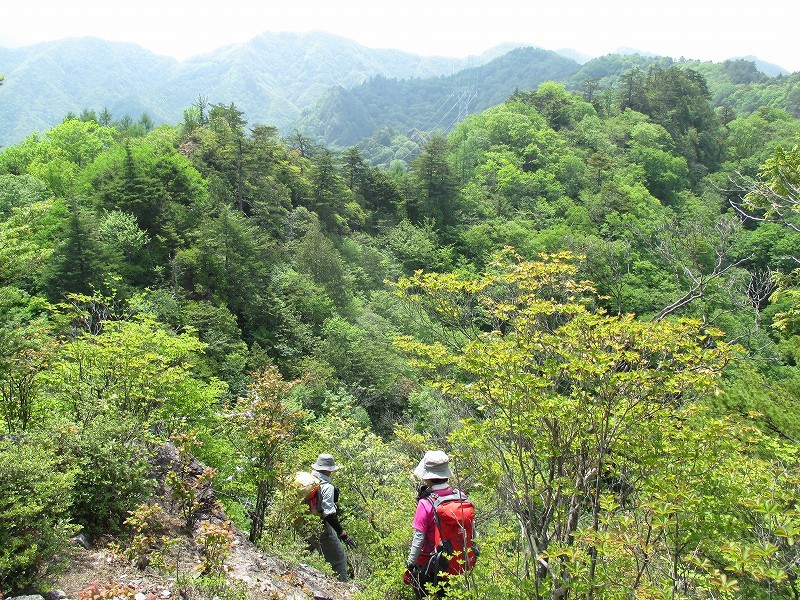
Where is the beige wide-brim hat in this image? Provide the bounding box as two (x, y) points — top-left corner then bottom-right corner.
(413, 450), (452, 480)
(311, 453), (341, 472)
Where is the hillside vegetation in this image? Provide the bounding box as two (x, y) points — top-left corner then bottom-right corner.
(3, 59), (800, 599)
(298, 54), (800, 166)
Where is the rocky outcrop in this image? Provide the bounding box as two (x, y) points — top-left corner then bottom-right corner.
(23, 442), (356, 600)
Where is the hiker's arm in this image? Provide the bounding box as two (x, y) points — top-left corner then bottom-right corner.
(407, 528), (426, 566)
(407, 498), (434, 566)
(323, 511), (345, 536)
(319, 483), (347, 537)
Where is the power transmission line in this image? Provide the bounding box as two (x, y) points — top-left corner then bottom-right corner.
(394, 57), (479, 165)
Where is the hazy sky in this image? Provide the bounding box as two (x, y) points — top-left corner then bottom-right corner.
(3, 0), (799, 72)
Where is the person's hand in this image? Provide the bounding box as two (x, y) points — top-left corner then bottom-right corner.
(403, 564), (420, 585)
(340, 532), (357, 548)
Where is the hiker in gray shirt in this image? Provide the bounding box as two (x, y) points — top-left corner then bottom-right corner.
(311, 453), (356, 581)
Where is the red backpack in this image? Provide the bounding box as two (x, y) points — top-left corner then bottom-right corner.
(293, 471), (322, 514)
(428, 490), (476, 575)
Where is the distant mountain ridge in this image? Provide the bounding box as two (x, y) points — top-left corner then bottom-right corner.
(0, 32), (796, 149)
(0, 37), (178, 145)
(608, 47), (789, 77)
(731, 55), (790, 77)
(0, 31), (505, 147)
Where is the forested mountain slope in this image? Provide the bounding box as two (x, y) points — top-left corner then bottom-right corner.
(562, 54), (800, 118)
(0, 32), (502, 147)
(5, 31), (798, 158)
(296, 51), (800, 158)
(0, 38), (177, 145)
(293, 46), (581, 147)
(5, 57), (800, 598)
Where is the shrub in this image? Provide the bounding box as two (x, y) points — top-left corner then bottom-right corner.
(54, 416), (155, 534)
(0, 434), (77, 595)
(196, 520), (234, 576)
(166, 432), (216, 531)
(120, 503), (179, 571)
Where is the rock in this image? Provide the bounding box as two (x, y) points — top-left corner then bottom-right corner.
(70, 533), (92, 549)
(135, 593), (147, 600)
(284, 590), (311, 600)
(7, 596), (45, 600)
(44, 591), (67, 600)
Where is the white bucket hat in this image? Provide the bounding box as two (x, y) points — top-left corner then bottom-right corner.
(413, 450), (452, 480)
(311, 453), (341, 472)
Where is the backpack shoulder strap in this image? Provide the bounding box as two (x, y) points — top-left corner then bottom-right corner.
(426, 492), (444, 545)
(307, 483), (322, 512)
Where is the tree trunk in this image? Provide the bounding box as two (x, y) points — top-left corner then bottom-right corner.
(249, 479), (268, 543)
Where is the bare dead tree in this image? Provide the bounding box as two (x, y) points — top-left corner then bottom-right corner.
(729, 170), (800, 255)
(748, 267), (777, 326)
(651, 216), (751, 322)
(711, 267), (783, 357)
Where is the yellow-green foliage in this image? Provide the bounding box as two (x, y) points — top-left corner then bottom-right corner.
(391, 249), (800, 598)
